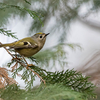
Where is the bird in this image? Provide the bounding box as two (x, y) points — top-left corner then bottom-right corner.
(0, 32), (50, 57)
(0, 32), (50, 84)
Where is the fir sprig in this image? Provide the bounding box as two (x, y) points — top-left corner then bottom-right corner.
(0, 84), (90, 100)
(24, 0), (31, 5)
(0, 28), (18, 39)
(34, 43), (81, 69)
(6, 56), (95, 98)
(29, 66), (95, 97)
(0, 3), (43, 24)
(34, 44), (67, 68)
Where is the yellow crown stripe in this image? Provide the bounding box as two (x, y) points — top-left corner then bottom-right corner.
(36, 32), (43, 35)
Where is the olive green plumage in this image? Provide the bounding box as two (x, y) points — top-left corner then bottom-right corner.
(0, 32), (49, 57)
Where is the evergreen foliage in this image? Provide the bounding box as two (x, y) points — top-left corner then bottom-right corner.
(0, 0), (98, 100)
(0, 84), (95, 100)
(5, 56), (96, 98)
(30, 66), (95, 95)
(0, 1), (42, 26)
(0, 28), (18, 39)
(0, 30), (96, 99)
(33, 43), (81, 68)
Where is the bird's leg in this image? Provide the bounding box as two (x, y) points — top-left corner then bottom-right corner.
(22, 56), (34, 69)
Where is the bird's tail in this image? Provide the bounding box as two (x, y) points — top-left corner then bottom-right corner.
(0, 43), (14, 48)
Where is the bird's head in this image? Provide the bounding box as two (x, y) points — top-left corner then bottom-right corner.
(31, 32), (50, 47)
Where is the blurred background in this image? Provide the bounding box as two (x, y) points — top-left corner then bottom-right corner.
(0, 0), (100, 99)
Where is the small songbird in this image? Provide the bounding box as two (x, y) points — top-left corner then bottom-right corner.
(0, 32), (50, 84)
(0, 32), (50, 57)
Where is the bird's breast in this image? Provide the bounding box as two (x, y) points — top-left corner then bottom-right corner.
(15, 47), (41, 57)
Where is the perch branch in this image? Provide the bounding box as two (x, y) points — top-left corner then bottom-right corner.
(0, 42), (45, 84)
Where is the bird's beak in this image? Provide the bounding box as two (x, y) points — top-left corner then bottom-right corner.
(45, 33), (50, 37)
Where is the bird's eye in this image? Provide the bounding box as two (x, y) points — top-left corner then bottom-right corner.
(40, 36), (42, 38)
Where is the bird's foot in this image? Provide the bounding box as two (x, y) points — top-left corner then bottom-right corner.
(26, 64), (34, 69)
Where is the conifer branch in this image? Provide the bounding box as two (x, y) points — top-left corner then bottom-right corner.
(0, 84), (93, 100)
(0, 28), (18, 39)
(0, 3), (42, 24)
(0, 42), (45, 84)
(0, 42), (95, 97)
(24, 0), (31, 5)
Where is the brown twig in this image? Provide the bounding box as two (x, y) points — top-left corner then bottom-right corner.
(0, 67), (17, 87)
(12, 58), (46, 84)
(11, 62), (18, 72)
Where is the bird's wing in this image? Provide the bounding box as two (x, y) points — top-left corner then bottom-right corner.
(10, 37), (38, 49)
